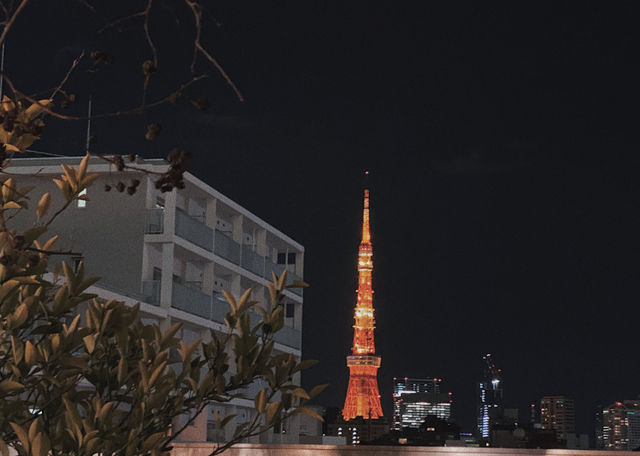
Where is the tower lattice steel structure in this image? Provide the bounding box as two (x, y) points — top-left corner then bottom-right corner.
(342, 188), (383, 421)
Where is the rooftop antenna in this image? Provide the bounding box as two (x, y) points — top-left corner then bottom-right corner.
(85, 94), (92, 154)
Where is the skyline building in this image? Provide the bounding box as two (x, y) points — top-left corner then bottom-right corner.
(600, 400), (640, 450)
(342, 187), (384, 421)
(392, 377), (452, 430)
(540, 396), (575, 442)
(477, 353), (503, 440)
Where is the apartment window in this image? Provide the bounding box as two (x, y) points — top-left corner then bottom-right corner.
(277, 252), (297, 265)
(286, 303), (295, 319)
(77, 189), (87, 208)
(72, 256), (83, 272)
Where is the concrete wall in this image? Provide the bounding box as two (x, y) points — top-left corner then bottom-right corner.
(11, 173), (147, 297)
(171, 443), (639, 456)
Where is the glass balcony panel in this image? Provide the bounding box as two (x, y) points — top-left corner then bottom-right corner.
(273, 324), (302, 349)
(172, 281), (211, 319)
(175, 209), (213, 252)
(145, 208), (164, 234)
(241, 247), (266, 277)
(264, 262), (286, 280)
(142, 280), (161, 305)
(211, 292), (230, 324)
(286, 270), (304, 297)
(214, 230), (241, 264)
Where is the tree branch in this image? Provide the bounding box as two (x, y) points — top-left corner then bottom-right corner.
(0, 0), (30, 48)
(184, 0), (243, 102)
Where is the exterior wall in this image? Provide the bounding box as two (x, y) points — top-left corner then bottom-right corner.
(171, 443), (639, 456)
(9, 171), (147, 296)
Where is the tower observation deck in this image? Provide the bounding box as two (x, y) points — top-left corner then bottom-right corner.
(342, 188), (383, 421)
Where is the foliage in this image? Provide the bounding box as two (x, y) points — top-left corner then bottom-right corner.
(0, 105), (324, 455)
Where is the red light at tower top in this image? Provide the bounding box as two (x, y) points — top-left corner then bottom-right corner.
(342, 188), (383, 421)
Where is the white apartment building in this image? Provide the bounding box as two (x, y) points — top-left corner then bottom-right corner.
(10, 156), (305, 444)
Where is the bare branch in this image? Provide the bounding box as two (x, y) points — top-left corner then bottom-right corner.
(184, 0), (244, 102)
(1, 72), (208, 120)
(26, 246), (83, 256)
(0, 0), (30, 48)
(50, 50), (85, 99)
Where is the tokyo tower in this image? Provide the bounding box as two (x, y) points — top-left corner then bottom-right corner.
(342, 186), (383, 421)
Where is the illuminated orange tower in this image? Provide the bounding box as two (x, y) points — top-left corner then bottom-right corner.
(342, 186), (383, 421)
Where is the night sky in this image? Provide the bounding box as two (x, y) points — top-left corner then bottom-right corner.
(7, 1), (640, 434)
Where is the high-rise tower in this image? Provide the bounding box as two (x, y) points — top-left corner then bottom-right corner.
(342, 188), (383, 421)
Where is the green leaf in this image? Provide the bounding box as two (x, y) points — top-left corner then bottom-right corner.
(24, 341), (39, 366)
(308, 383), (329, 399)
(9, 423), (29, 452)
(23, 226), (48, 244)
(0, 380), (24, 395)
(291, 407), (324, 421)
(265, 401), (281, 425)
(291, 387), (310, 400)
(83, 333), (98, 353)
(10, 302), (29, 328)
(254, 388), (267, 414)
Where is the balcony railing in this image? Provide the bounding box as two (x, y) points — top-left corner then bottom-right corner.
(175, 209), (213, 252)
(171, 281), (212, 319)
(214, 230), (241, 264)
(145, 208), (164, 234)
(242, 246), (265, 277)
(274, 324), (302, 349)
(142, 280), (161, 305)
(169, 282), (301, 349)
(286, 270), (304, 297)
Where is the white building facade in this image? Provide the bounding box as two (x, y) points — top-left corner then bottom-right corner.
(10, 156), (305, 444)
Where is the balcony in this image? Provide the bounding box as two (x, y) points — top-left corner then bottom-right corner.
(171, 281), (212, 319)
(142, 280), (161, 305)
(242, 246), (265, 277)
(214, 230), (241, 264)
(145, 208), (164, 234)
(170, 282), (301, 349)
(175, 209), (213, 252)
(274, 324), (302, 349)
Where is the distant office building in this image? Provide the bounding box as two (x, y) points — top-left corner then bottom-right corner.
(540, 396), (575, 442)
(477, 354), (503, 440)
(326, 417), (388, 445)
(601, 400), (640, 450)
(392, 377), (452, 430)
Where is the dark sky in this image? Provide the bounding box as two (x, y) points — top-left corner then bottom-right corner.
(8, 0), (640, 434)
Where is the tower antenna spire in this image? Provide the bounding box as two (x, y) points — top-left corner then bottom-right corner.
(342, 179), (383, 422)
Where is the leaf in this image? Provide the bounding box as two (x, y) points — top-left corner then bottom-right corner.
(308, 383), (328, 399)
(23, 226), (48, 244)
(24, 341), (38, 366)
(291, 407), (324, 421)
(36, 193), (51, 218)
(142, 432), (164, 452)
(293, 359), (318, 373)
(10, 302), (29, 328)
(0, 380), (25, 395)
(24, 99), (52, 120)
(1, 178), (14, 201)
(3, 201), (21, 209)
(265, 401), (281, 425)
(83, 333), (98, 353)
(222, 290), (237, 313)
(9, 423), (29, 452)
(254, 388), (267, 414)
(291, 387), (310, 400)
(77, 154), (90, 180)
